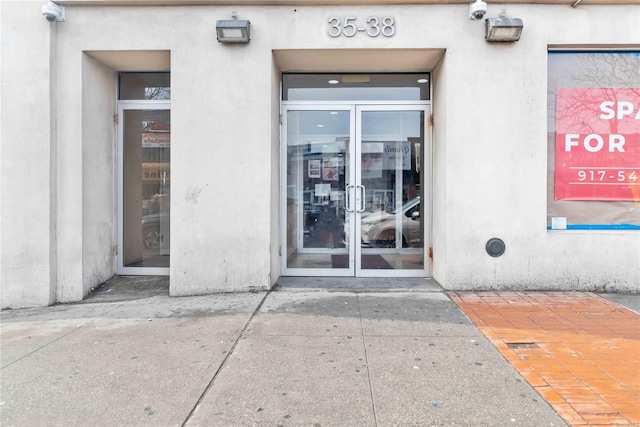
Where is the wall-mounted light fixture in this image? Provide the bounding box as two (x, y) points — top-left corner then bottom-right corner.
(216, 18), (251, 43)
(485, 17), (523, 42)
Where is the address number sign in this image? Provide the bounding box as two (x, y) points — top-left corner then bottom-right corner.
(328, 17), (396, 38)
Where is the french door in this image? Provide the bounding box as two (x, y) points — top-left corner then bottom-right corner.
(281, 104), (429, 277)
(117, 102), (171, 275)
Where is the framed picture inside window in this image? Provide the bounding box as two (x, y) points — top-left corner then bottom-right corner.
(308, 159), (321, 178)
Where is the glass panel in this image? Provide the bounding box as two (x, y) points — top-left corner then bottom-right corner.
(120, 73), (171, 100)
(123, 110), (171, 268)
(286, 110), (351, 270)
(283, 73), (430, 101)
(547, 51), (640, 230)
(360, 111), (424, 270)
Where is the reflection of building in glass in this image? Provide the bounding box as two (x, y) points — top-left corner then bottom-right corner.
(547, 52), (640, 229)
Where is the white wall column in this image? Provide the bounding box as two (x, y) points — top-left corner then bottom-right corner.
(1, 1), (57, 308)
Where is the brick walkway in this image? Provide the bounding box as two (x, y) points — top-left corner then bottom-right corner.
(450, 292), (640, 426)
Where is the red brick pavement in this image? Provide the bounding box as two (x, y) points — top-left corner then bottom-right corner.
(450, 292), (640, 426)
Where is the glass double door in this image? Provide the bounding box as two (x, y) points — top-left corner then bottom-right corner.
(282, 104), (428, 277)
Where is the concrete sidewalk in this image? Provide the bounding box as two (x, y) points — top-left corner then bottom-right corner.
(1, 284), (573, 427)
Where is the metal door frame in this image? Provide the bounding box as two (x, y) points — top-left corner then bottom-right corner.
(280, 101), (431, 277)
(354, 104), (430, 278)
(280, 104), (356, 276)
(117, 101), (171, 276)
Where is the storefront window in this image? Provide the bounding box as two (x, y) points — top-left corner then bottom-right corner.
(547, 51), (640, 230)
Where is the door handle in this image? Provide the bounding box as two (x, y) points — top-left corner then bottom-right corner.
(345, 184), (355, 212)
(356, 185), (366, 213)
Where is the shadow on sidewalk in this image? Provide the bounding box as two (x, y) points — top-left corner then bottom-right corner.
(82, 275), (169, 304)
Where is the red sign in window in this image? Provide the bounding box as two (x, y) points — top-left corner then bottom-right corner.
(555, 88), (640, 201)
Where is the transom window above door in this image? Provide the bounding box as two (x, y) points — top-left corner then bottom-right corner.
(282, 73), (430, 101)
(119, 72), (170, 100)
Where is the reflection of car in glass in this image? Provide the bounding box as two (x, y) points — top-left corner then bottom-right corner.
(361, 197), (421, 248)
(142, 193), (170, 249)
(142, 212), (168, 249)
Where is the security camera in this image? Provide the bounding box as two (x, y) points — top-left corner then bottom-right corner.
(469, 0), (488, 20)
(42, 1), (65, 23)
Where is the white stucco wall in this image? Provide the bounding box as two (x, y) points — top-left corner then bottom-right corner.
(435, 5), (640, 291)
(168, 20), (274, 295)
(81, 54), (116, 296)
(431, 54), (448, 286)
(270, 61), (281, 288)
(1, 2), (638, 307)
(1, 1), (57, 308)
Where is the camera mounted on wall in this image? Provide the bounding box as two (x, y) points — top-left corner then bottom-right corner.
(42, 1), (65, 22)
(469, 0), (488, 20)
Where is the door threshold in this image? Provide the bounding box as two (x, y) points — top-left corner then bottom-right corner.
(275, 277), (442, 292)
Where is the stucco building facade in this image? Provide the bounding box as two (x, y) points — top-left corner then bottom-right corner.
(1, 0), (639, 308)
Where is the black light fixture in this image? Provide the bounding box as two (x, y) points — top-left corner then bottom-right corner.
(485, 17), (524, 42)
(216, 18), (250, 43)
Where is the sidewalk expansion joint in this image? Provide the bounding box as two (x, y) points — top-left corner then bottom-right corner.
(356, 294), (379, 427)
(0, 300), (131, 370)
(181, 290), (271, 427)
